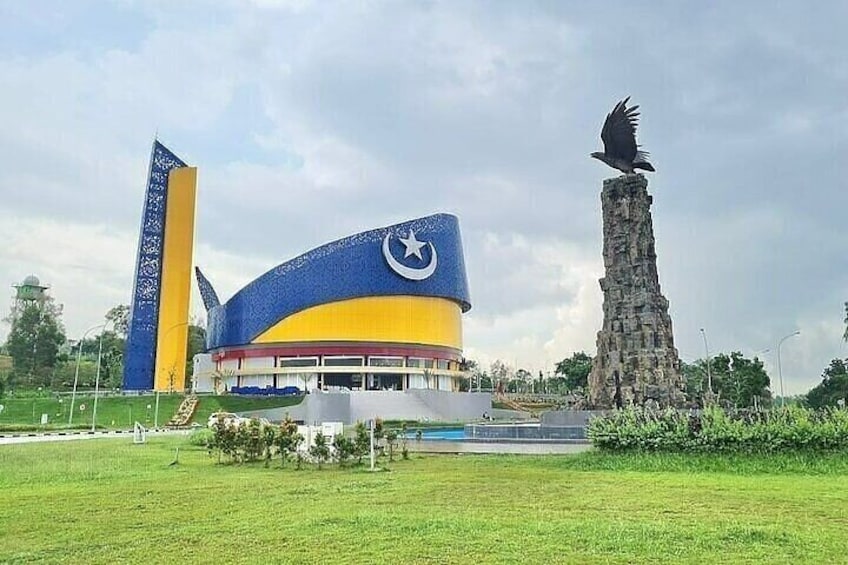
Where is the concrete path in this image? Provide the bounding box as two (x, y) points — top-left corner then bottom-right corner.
(0, 428), (190, 446)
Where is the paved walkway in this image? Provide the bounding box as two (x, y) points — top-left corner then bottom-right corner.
(0, 428), (190, 446)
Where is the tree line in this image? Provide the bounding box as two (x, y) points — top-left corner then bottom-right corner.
(1, 298), (205, 395)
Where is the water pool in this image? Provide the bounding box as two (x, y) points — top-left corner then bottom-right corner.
(406, 428), (465, 441)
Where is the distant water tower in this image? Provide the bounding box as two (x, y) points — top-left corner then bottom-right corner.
(11, 275), (50, 321)
(14, 275), (48, 302)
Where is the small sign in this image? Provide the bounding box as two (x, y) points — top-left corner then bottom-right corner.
(0, 404), (4, 414)
(41, 414), (49, 425)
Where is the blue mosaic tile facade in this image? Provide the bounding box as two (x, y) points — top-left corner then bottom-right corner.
(202, 213), (471, 350)
(195, 267), (221, 310)
(122, 141), (187, 390)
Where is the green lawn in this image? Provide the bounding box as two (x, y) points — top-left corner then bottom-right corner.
(1, 438), (847, 564)
(0, 394), (303, 431)
(193, 394), (304, 423)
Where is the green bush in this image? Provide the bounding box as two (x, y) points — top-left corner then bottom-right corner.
(332, 435), (355, 467)
(188, 428), (214, 447)
(588, 406), (848, 453)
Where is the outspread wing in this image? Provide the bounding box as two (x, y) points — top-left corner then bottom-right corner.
(600, 97), (640, 162)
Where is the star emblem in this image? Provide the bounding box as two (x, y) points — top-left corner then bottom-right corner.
(398, 229), (426, 261)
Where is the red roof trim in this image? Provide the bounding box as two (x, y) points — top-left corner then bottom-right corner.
(211, 342), (462, 362)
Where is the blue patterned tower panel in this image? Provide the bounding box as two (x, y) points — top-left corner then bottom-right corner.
(122, 141), (188, 390)
(194, 267), (221, 310)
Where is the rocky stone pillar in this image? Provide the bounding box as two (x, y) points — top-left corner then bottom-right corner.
(588, 174), (685, 409)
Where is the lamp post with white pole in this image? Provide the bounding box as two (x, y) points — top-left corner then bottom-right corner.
(777, 330), (801, 407)
(68, 323), (105, 426)
(699, 328), (713, 399)
(90, 320), (113, 432)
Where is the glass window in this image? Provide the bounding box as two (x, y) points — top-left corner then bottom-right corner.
(436, 360), (449, 370)
(323, 356), (364, 367)
(407, 357), (434, 369)
(279, 357), (319, 368)
(369, 356), (404, 368)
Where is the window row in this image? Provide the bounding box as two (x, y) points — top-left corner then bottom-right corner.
(226, 355), (457, 371)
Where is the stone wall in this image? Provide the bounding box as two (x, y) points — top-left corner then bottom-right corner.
(588, 175), (686, 408)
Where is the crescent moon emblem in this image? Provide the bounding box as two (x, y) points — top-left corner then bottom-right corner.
(382, 233), (438, 281)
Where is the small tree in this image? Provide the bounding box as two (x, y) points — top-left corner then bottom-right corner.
(212, 414), (237, 463)
(332, 435), (355, 467)
(400, 422), (409, 460)
(373, 418), (384, 441)
(235, 422), (251, 463)
(353, 421), (370, 465)
(310, 431), (330, 469)
(245, 419), (264, 462)
(385, 429), (398, 462)
(275, 416), (301, 467)
(262, 424), (277, 467)
(5, 300), (65, 388)
(373, 418), (385, 458)
(105, 304), (130, 337)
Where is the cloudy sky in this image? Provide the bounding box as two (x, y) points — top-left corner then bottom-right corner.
(1, 1), (846, 394)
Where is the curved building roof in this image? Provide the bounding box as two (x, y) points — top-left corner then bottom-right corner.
(201, 213), (471, 350)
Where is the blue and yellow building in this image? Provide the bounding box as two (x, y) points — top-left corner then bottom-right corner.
(123, 141), (472, 394)
(197, 213), (472, 393)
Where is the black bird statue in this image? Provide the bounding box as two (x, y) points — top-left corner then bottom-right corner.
(591, 97), (655, 174)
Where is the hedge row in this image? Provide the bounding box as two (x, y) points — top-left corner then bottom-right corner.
(587, 406), (848, 453)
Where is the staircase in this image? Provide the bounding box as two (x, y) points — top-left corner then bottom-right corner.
(167, 395), (199, 427)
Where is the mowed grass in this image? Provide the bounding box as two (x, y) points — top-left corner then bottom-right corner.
(1, 439), (847, 564)
(0, 394), (303, 430)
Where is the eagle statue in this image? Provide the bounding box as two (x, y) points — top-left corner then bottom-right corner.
(591, 97), (655, 174)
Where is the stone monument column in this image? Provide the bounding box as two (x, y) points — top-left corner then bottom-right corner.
(588, 174), (685, 408)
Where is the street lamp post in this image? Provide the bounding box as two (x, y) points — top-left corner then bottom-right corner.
(699, 328), (713, 398)
(68, 323), (105, 426)
(777, 330), (801, 407)
(90, 320), (112, 432)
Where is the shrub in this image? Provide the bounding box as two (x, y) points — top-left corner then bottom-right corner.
(587, 406), (848, 454)
(275, 416), (302, 467)
(309, 431), (330, 469)
(353, 421), (369, 465)
(385, 429), (398, 462)
(188, 428), (214, 447)
(262, 424), (277, 467)
(333, 435), (355, 467)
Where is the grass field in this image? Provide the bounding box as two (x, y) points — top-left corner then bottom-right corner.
(0, 394), (303, 430)
(1, 438), (847, 563)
